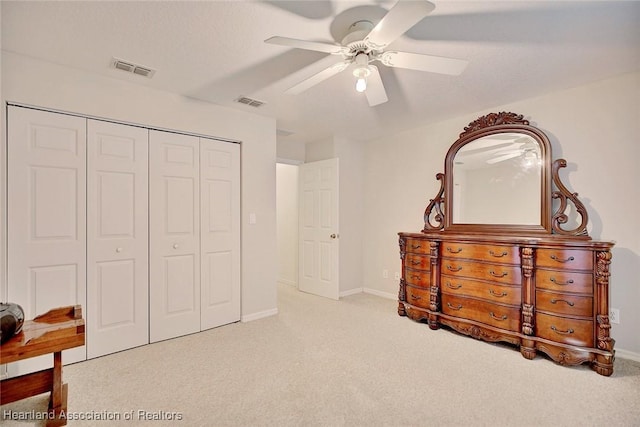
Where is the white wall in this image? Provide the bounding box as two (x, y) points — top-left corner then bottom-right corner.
(276, 139), (305, 163)
(363, 72), (640, 356)
(0, 51), (278, 320)
(276, 163), (298, 287)
(334, 137), (365, 296)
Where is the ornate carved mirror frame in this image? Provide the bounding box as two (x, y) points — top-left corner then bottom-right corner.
(423, 112), (590, 238)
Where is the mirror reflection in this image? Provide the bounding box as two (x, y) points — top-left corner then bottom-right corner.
(452, 132), (541, 225)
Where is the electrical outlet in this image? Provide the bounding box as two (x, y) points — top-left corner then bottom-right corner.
(609, 308), (620, 324)
(382, 269), (389, 279)
(394, 272), (400, 280)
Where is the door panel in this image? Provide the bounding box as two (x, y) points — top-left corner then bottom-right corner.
(149, 131), (200, 342)
(7, 107), (87, 376)
(298, 158), (339, 300)
(87, 120), (148, 358)
(200, 139), (240, 330)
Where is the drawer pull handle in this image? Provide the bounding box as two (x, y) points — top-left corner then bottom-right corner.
(447, 302), (463, 310)
(551, 325), (574, 335)
(489, 270), (508, 278)
(411, 294), (421, 301)
(551, 298), (575, 307)
(447, 247), (463, 254)
(490, 312), (508, 321)
(550, 277), (574, 286)
(411, 260), (422, 266)
(489, 250), (508, 258)
(489, 289), (507, 297)
(411, 244), (422, 250)
(446, 282), (462, 290)
(411, 274), (422, 280)
(447, 265), (463, 272)
(550, 255), (575, 263)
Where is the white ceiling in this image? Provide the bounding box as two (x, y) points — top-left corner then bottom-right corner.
(2, 1), (639, 145)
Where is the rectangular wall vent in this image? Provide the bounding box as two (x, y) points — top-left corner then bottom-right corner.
(235, 96), (265, 108)
(112, 58), (155, 78)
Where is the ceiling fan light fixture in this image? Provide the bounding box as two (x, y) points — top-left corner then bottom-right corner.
(353, 53), (371, 93)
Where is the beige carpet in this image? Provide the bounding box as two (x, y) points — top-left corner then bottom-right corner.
(2, 283), (639, 426)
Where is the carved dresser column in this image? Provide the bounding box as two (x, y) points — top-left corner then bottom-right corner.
(398, 236), (407, 316)
(594, 250), (614, 376)
(428, 241), (440, 329)
(520, 246), (536, 359)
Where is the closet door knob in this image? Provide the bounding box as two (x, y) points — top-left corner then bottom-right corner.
(173, 244), (179, 249)
(116, 247), (123, 253)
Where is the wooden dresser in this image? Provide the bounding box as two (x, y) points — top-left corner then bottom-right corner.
(398, 113), (615, 376)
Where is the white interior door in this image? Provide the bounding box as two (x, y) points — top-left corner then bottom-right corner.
(7, 106), (87, 376)
(298, 158), (339, 300)
(149, 130), (201, 342)
(200, 139), (241, 330)
(87, 120), (149, 358)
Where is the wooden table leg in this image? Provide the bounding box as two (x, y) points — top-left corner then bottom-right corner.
(47, 351), (68, 427)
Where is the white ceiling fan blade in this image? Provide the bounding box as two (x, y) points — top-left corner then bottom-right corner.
(364, 66), (388, 107)
(265, 36), (347, 55)
(364, 0), (435, 50)
(380, 51), (468, 75)
(285, 60), (350, 95)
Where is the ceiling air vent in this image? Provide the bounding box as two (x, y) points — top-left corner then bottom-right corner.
(276, 129), (295, 137)
(112, 58), (156, 78)
(235, 96), (265, 108)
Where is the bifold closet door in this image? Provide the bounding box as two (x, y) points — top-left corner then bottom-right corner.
(200, 139), (240, 330)
(87, 120), (149, 358)
(7, 106), (87, 376)
(149, 130), (201, 342)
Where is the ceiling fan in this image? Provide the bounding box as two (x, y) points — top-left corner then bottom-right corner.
(265, 0), (468, 106)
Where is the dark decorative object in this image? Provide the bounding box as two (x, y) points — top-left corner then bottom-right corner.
(0, 302), (25, 344)
(398, 112), (615, 376)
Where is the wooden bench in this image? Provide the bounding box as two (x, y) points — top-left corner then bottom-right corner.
(1, 305), (85, 427)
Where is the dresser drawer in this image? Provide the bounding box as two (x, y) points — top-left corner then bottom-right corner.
(405, 268), (430, 288)
(405, 253), (430, 270)
(536, 249), (593, 271)
(441, 259), (521, 285)
(535, 269), (593, 294)
(536, 290), (593, 317)
(441, 294), (520, 332)
(442, 277), (521, 305)
(405, 238), (431, 255)
(536, 313), (593, 347)
(441, 242), (520, 265)
(405, 285), (431, 309)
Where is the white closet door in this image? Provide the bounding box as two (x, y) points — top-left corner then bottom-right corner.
(200, 139), (240, 330)
(87, 120), (149, 358)
(7, 106), (87, 376)
(149, 130), (201, 342)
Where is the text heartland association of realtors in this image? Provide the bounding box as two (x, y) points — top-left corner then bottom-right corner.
(2, 409), (184, 421)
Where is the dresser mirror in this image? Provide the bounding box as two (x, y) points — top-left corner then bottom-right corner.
(423, 111), (588, 237)
(451, 132), (543, 226)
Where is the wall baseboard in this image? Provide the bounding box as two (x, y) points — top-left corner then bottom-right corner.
(277, 279), (297, 287)
(363, 287), (397, 300)
(340, 287), (363, 298)
(241, 308), (278, 323)
(615, 348), (640, 363)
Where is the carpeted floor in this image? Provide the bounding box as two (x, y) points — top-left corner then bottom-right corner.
(2, 283), (640, 426)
